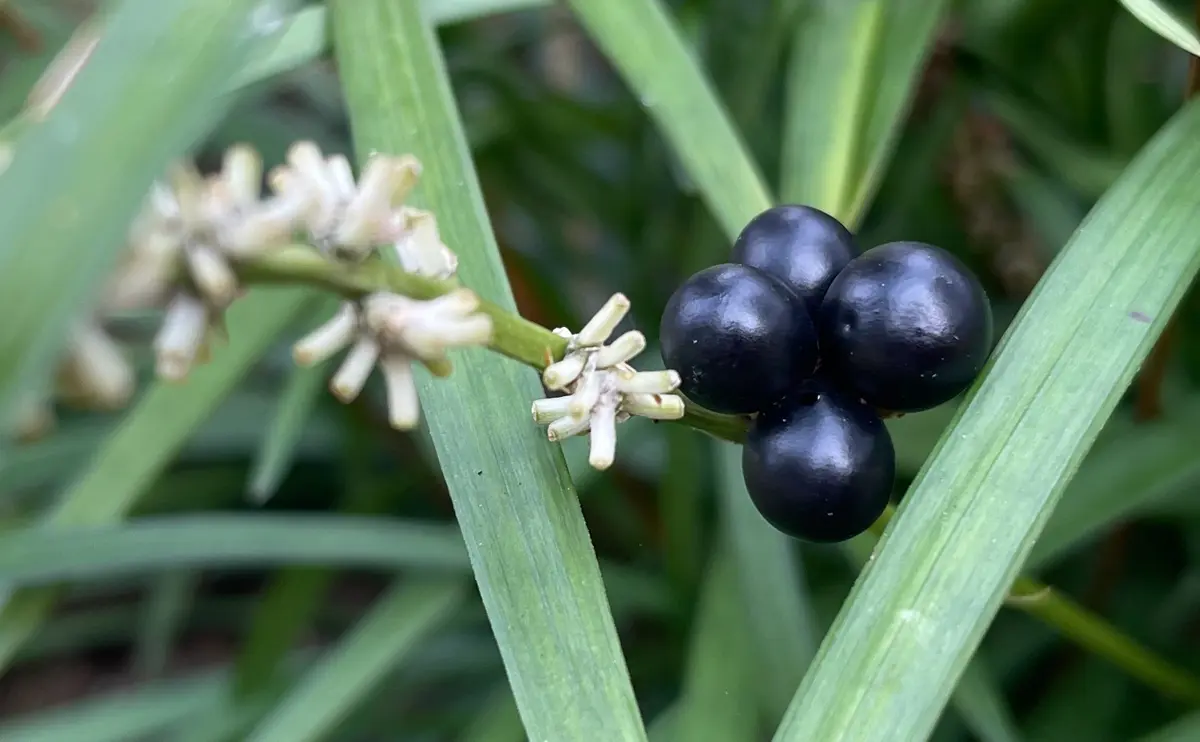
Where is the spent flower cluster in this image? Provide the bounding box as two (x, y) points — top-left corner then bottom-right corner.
(8, 131), (683, 469)
(533, 293), (685, 470)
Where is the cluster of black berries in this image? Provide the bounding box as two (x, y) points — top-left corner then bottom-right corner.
(659, 205), (993, 543)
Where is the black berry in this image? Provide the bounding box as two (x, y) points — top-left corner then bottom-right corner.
(742, 386), (894, 543)
(818, 241), (993, 412)
(660, 263), (819, 415)
(731, 204), (858, 317)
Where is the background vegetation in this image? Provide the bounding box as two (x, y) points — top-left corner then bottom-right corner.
(1, 0), (1200, 740)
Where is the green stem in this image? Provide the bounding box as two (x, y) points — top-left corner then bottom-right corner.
(243, 245), (1200, 706)
(237, 246), (751, 442)
(1008, 577), (1200, 704)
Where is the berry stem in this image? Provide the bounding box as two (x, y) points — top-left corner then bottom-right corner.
(1008, 577), (1200, 705)
(235, 245), (752, 442)
(868, 504), (1200, 704)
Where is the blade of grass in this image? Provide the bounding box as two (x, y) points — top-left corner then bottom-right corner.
(244, 579), (466, 742)
(716, 440), (818, 725)
(566, 0), (772, 238)
(952, 660), (1025, 742)
(772, 99), (1200, 741)
(232, 0), (553, 93)
(1027, 397), (1200, 569)
(461, 686), (524, 742)
(1139, 711), (1200, 742)
(847, 0), (952, 223)
(781, 0), (881, 219)
(781, 0), (951, 226)
(329, 2), (647, 739)
(0, 514), (469, 584)
(1117, 0), (1200, 56)
(236, 438), (398, 696)
(0, 287), (311, 671)
(0, 667), (227, 742)
(246, 297), (341, 503)
(659, 425), (705, 598)
(0, 0), (287, 428)
(668, 547), (759, 742)
(840, 532), (1024, 742)
(133, 570), (200, 677)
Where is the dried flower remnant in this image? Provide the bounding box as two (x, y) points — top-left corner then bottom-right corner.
(294, 289), (493, 430)
(107, 145), (306, 381)
(268, 142), (456, 278)
(533, 293), (686, 470)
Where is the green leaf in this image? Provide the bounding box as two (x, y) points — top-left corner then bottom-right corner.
(668, 547), (759, 742)
(1117, 0), (1200, 57)
(328, 1), (646, 740)
(0, 514), (469, 585)
(0, 669), (225, 742)
(246, 297), (338, 503)
(231, 0), (553, 93)
(233, 5), (327, 90)
(244, 580), (466, 742)
(716, 441), (818, 724)
(460, 687), (524, 742)
(1139, 711), (1200, 742)
(0, 0), (287, 427)
(781, 0), (951, 226)
(952, 660), (1024, 742)
(566, 0), (772, 240)
(133, 570), (200, 677)
(772, 99), (1200, 742)
(659, 425), (705, 596)
(839, 533), (1023, 742)
(0, 287), (311, 671)
(1027, 397), (1200, 569)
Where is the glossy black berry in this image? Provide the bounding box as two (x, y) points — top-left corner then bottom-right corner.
(660, 263), (819, 415)
(818, 241), (993, 412)
(742, 386), (894, 543)
(731, 204), (858, 317)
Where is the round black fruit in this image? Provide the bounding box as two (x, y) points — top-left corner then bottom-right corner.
(660, 263), (819, 415)
(818, 241), (993, 412)
(742, 386), (894, 543)
(731, 204), (857, 317)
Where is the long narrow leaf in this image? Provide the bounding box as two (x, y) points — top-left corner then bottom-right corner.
(0, 0), (286, 427)
(245, 580), (466, 742)
(566, 0), (772, 239)
(0, 515), (469, 584)
(1117, 0), (1200, 56)
(328, 2), (647, 739)
(669, 547), (758, 742)
(781, 0), (950, 225)
(0, 288), (311, 670)
(772, 100), (1200, 742)
(716, 441), (818, 724)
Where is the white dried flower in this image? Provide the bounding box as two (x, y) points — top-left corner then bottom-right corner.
(532, 293), (685, 470)
(104, 144), (308, 381)
(55, 319), (136, 410)
(268, 142), (456, 278)
(293, 289), (493, 430)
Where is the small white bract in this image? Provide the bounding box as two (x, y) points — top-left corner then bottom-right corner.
(532, 293), (685, 470)
(293, 289), (493, 430)
(268, 141), (457, 278)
